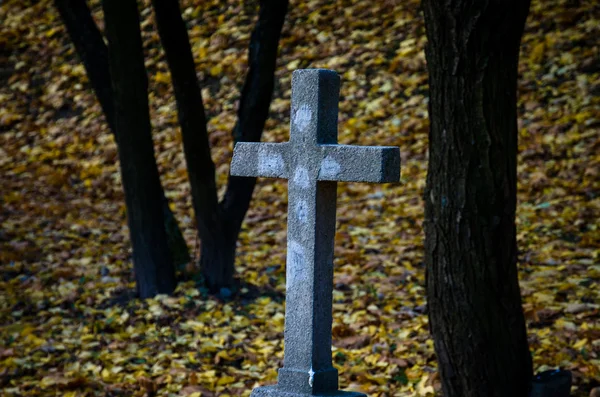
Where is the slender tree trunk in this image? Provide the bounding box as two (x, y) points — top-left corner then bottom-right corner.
(422, 1), (532, 396)
(151, 0), (222, 282)
(213, 0), (289, 291)
(54, 0), (190, 270)
(219, 0), (289, 254)
(152, 0), (288, 292)
(53, 0), (115, 132)
(102, 0), (175, 298)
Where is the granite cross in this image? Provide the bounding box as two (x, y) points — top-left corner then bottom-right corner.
(230, 69), (400, 397)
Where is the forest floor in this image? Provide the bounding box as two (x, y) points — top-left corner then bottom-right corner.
(1, 0), (599, 395)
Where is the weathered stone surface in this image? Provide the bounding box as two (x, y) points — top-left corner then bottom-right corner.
(231, 69), (400, 396)
(250, 385), (366, 397)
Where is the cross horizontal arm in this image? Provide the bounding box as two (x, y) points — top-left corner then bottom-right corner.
(230, 142), (289, 179)
(318, 145), (400, 183)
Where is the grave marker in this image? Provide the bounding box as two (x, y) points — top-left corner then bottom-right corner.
(231, 69), (400, 397)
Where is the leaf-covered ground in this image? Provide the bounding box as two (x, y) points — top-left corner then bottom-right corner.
(1, 0), (598, 395)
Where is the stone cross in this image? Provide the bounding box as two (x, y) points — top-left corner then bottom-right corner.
(231, 69), (400, 397)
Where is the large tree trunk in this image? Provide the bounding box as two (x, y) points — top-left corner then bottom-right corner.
(102, 0), (176, 298)
(152, 0), (288, 293)
(422, 1), (533, 396)
(54, 0), (190, 270)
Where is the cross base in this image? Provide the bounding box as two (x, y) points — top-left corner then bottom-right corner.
(250, 385), (367, 397)
(278, 367), (339, 394)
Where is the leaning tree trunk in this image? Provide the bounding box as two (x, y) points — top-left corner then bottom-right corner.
(422, 1), (533, 396)
(54, 0), (190, 269)
(152, 0), (288, 292)
(216, 0), (289, 288)
(102, 0), (176, 298)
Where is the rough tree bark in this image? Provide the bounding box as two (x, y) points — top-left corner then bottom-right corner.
(422, 1), (532, 396)
(54, 0), (190, 269)
(102, 0), (176, 298)
(152, 0), (289, 292)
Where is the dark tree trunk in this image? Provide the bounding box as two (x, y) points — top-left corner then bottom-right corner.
(54, 0), (190, 270)
(422, 1), (532, 396)
(152, 0), (288, 292)
(219, 0), (289, 255)
(102, 0), (176, 298)
(53, 0), (115, 132)
(214, 0), (289, 291)
(151, 0), (222, 283)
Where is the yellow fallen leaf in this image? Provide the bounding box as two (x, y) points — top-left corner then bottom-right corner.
(530, 42), (546, 64)
(417, 375), (435, 396)
(573, 339), (588, 350)
(210, 65), (222, 77)
(155, 71), (171, 84)
(216, 375), (236, 386)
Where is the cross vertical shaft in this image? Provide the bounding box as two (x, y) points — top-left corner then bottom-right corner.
(277, 70), (340, 394)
